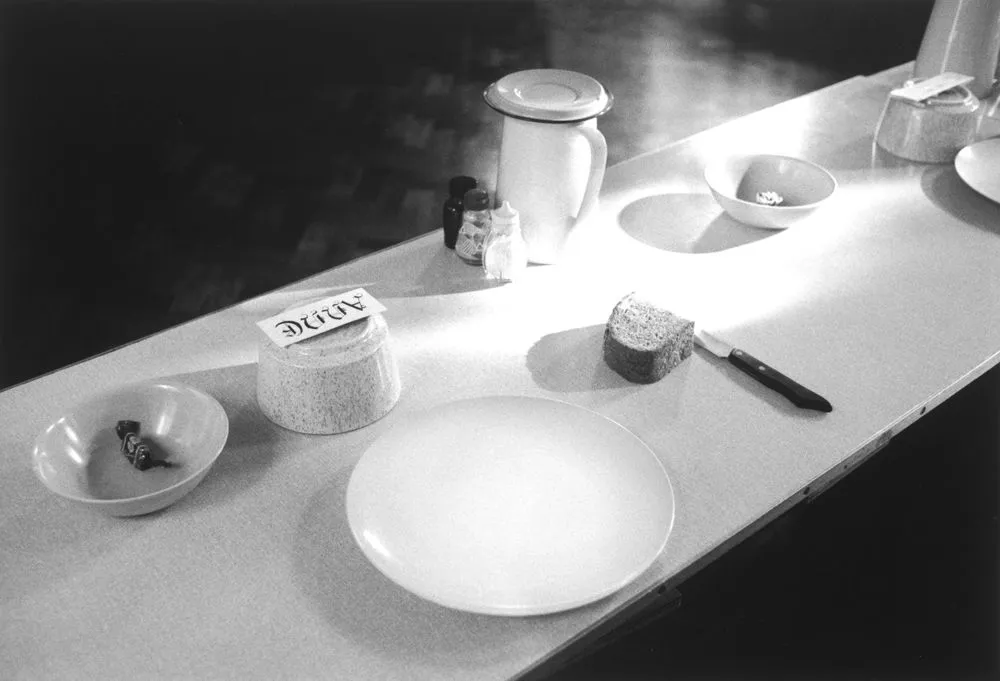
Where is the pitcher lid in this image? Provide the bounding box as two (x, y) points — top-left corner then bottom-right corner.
(484, 69), (613, 123)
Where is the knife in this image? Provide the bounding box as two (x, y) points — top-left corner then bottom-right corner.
(694, 328), (833, 413)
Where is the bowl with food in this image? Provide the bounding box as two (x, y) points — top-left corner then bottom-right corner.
(704, 153), (837, 230)
(32, 381), (229, 516)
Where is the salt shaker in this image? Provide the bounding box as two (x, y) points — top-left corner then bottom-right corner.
(483, 201), (527, 282)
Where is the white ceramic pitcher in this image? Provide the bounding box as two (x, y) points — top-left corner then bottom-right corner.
(485, 70), (613, 264)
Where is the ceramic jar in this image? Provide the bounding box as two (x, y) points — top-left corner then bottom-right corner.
(875, 81), (981, 163)
(257, 312), (400, 435)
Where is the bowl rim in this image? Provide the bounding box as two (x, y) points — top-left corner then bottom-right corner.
(704, 153), (838, 211)
(32, 380), (230, 507)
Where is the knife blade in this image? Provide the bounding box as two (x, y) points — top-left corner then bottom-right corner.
(694, 328), (833, 412)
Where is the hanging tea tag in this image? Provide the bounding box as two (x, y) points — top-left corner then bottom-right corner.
(257, 288), (386, 348)
(890, 72), (974, 102)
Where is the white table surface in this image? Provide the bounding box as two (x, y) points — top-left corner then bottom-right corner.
(3, 63), (999, 680)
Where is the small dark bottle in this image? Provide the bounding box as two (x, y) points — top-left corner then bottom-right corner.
(443, 176), (478, 249)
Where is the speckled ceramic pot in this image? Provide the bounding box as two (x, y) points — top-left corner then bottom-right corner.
(875, 82), (981, 163)
(257, 313), (401, 435)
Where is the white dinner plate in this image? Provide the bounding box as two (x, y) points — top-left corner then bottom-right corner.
(346, 396), (675, 616)
(955, 138), (1000, 204)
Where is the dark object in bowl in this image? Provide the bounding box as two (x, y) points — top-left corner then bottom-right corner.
(116, 419), (176, 471)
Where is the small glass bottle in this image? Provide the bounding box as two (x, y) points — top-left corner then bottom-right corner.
(454, 188), (491, 265)
(442, 176), (477, 249)
(483, 201), (528, 282)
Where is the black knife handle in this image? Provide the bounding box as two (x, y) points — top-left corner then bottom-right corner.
(727, 349), (833, 412)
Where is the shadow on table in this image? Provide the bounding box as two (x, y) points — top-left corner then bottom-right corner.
(344, 245), (508, 299)
(693, 346), (832, 419)
(159, 362), (286, 511)
(291, 464), (530, 669)
(0, 361), (286, 598)
(0, 363), (273, 603)
(617, 193), (777, 254)
(233, 246), (504, 317)
(921, 165), (1000, 236)
(526, 324), (624, 393)
(403, 245), (518, 297)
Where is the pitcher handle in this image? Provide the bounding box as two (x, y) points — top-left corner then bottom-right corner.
(575, 125), (608, 224)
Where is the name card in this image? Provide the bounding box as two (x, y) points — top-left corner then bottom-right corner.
(890, 72), (974, 103)
(257, 288), (386, 348)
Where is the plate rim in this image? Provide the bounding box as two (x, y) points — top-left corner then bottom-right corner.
(955, 137), (1000, 204)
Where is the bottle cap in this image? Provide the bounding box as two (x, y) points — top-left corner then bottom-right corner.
(449, 176), (478, 199)
(463, 188), (490, 211)
(490, 201), (520, 229)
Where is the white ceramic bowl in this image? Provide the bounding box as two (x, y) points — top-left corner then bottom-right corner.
(704, 154), (837, 230)
(32, 381), (229, 516)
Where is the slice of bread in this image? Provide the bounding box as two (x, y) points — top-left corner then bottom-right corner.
(603, 292), (694, 383)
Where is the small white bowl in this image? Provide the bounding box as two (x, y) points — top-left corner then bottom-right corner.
(704, 154), (837, 230)
(32, 381), (229, 517)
